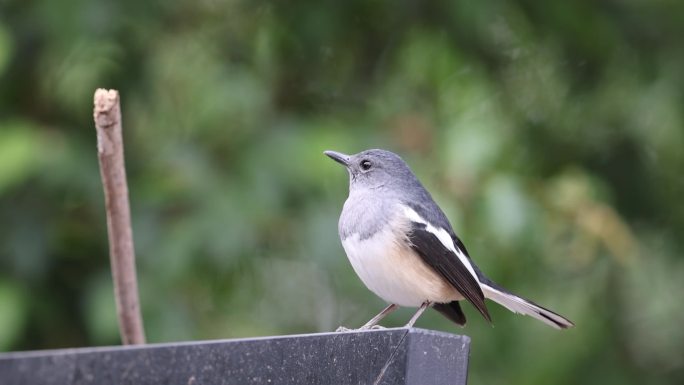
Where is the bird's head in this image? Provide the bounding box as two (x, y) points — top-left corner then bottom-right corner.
(324, 149), (415, 191)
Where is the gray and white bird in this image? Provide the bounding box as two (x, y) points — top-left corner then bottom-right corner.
(325, 149), (574, 330)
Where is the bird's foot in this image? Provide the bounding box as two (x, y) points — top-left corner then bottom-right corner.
(335, 324), (386, 332)
(358, 324), (386, 331)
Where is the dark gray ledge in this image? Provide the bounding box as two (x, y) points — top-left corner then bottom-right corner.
(0, 327), (470, 385)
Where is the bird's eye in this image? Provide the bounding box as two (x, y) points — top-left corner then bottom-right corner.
(360, 160), (372, 171)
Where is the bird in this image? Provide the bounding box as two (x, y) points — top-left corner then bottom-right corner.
(324, 148), (574, 330)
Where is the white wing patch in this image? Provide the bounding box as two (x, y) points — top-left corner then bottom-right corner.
(402, 205), (480, 283)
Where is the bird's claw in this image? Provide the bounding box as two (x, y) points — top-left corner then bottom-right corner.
(336, 324), (387, 332)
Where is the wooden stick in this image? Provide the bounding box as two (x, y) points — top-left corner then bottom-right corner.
(93, 89), (146, 345)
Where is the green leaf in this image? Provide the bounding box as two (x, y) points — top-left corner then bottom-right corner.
(0, 122), (42, 193)
(0, 282), (26, 350)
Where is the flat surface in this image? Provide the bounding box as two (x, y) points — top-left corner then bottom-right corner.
(0, 328), (470, 385)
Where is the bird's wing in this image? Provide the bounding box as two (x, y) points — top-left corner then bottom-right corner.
(403, 205), (492, 322)
(433, 301), (467, 326)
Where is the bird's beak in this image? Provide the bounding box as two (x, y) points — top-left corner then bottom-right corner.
(324, 150), (351, 167)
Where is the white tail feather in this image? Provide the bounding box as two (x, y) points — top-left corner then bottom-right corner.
(482, 284), (574, 330)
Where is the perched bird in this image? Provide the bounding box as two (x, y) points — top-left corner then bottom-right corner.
(325, 149), (574, 330)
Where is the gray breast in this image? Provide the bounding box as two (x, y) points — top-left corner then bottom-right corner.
(339, 190), (399, 241)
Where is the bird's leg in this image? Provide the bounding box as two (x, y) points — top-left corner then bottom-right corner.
(404, 301), (431, 328)
(360, 304), (399, 330)
(335, 304), (399, 332)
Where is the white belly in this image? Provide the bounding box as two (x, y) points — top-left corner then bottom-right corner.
(341, 227), (461, 307)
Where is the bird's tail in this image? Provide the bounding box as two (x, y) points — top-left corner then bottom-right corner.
(481, 280), (574, 330)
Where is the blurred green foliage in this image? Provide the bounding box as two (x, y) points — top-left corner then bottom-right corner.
(1, 0), (683, 383)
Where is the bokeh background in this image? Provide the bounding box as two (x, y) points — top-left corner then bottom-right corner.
(1, 1), (683, 383)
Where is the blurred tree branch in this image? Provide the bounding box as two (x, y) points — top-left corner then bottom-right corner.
(93, 89), (146, 345)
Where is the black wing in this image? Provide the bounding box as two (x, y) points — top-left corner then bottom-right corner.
(433, 301), (467, 326)
(407, 222), (492, 323)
